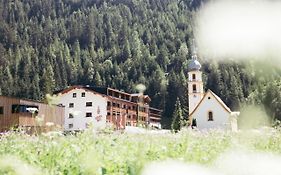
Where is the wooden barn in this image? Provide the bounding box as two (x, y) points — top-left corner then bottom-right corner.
(0, 96), (65, 132)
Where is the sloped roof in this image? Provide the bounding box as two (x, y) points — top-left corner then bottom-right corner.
(53, 85), (105, 97)
(189, 89), (232, 117)
(209, 90), (232, 113)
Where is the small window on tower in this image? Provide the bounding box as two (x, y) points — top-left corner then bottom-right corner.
(208, 111), (214, 121)
(192, 74), (196, 80)
(192, 84), (197, 92)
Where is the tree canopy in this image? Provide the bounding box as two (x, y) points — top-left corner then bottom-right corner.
(0, 0), (280, 128)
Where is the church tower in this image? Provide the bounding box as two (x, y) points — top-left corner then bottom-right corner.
(188, 51), (204, 115)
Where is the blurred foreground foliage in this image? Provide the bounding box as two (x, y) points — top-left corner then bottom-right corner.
(1, 129), (281, 175)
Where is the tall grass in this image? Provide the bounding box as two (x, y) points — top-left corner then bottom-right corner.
(0, 129), (281, 175)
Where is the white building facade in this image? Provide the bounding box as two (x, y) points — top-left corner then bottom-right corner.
(56, 86), (107, 131)
(188, 56), (239, 131)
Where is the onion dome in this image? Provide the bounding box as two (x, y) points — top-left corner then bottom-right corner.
(188, 55), (201, 71)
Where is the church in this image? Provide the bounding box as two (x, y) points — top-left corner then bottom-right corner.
(188, 53), (239, 131)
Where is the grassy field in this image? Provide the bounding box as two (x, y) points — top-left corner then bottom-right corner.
(1, 128), (281, 175)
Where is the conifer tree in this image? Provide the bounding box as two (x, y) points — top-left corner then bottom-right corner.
(41, 65), (55, 95)
(171, 97), (185, 131)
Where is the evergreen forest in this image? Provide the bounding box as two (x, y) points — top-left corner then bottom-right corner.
(0, 0), (280, 128)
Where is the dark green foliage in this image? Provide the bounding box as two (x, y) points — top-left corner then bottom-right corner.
(171, 97), (185, 131)
(0, 0), (280, 128)
(248, 80), (281, 122)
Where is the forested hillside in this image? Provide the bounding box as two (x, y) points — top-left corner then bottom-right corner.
(0, 0), (280, 128)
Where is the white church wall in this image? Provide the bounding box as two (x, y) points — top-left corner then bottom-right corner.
(57, 88), (107, 131)
(188, 93), (203, 115)
(192, 93), (230, 130)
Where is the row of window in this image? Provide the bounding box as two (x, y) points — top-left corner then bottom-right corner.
(106, 112), (138, 119)
(107, 112), (121, 116)
(68, 123), (91, 129)
(68, 112), (92, 118)
(72, 92), (86, 98)
(107, 101), (147, 112)
(108, 91), (130, 101)
(69, 102), (92, 108)
(108, 102), (134, 109)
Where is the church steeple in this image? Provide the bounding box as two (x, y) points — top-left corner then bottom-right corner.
(188, 41), (204, 115)
(188, 40), (202, 71)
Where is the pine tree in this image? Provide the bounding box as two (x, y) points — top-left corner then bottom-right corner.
(41, 65), (55, 95)
(171, 97), (184, 131)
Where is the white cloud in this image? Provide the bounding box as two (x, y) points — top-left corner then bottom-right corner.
(196, 0), (281, 66)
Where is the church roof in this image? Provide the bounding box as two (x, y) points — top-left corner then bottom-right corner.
(188, 56), (202, 71)
(189, 89), (232, 117)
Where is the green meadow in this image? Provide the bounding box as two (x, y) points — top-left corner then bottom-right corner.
(1, 129), (281, 175)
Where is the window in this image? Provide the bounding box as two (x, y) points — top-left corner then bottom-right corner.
(107, 101), (111, 106)
(208, 97), (211, 100)
(12, 105), (38, 113)
(69, 113), (74, 118)
(73, 93), (77, 98)
(86, 112), (92, 117)
(69, 103), (74, 108)
(0, 107), (3, 114)
(69, 123), (73, 128)
(208, 111), (214, 121)
(192, 74), (196, 80)
(81, 92), (85, 97)
(192, 84), (197, 92)
(107, 112), (111, 116)
(86, 102), (92, 107)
